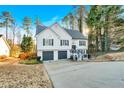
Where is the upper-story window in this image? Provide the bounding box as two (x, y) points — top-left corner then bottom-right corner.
(60, 40), (69, 46)
(43, 39), (54, 46)
(79, 40), (86, 46)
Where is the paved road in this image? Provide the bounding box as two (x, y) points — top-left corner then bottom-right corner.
(44, 61), (124, 88)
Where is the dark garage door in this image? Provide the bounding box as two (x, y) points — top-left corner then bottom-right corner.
(43, 51), (54, 61)
(58, 51), (67, 59)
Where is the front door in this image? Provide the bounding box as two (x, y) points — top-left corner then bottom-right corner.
(72, 45), (76, 50)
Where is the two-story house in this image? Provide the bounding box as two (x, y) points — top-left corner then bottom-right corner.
(36, 23), (88, 61)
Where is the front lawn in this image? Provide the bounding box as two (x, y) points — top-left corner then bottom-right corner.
(0, 63), (52, 88)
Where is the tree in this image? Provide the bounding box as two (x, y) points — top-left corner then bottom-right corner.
(62, 5), (87, 32)
(62, 15), (69, 29)
(21, 34), (33, 52)
(86, 5), (102, 54)
(22, 16), (32, 36)
(75, 6), (87, 33)
(1, 11), (14, 40)
(35, 16), (41, 25)
(101, 6), (124, 52)
(10, 20), (18, 48)
(86, 5), (124, 55)
(16, 29), (22, 45)
(67, 13), (75, 30)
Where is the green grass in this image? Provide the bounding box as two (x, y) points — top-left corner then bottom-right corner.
(19, 59), (43, 65)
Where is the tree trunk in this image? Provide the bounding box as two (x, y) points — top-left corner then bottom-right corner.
(104, 15), (110, 52)
(12, 26), (15, 48)
(96, 29), (99, 52)
(6, 21), (8, 40)
(78, 18), (83, 33)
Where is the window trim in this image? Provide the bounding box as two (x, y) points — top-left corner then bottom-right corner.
(79, 40), (86, 46)
(43, 38), (54, 46)
(60, 40), (69, 46)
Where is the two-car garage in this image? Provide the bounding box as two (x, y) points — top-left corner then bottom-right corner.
(42, 51), (67, 61)
(58, 51), (67, 59)
(43, 51), (54, 61)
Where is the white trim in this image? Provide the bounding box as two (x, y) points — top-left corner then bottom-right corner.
(52, 22), (72, 39)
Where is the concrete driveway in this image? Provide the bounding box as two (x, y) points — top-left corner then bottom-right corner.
(44, 61), (124, 88)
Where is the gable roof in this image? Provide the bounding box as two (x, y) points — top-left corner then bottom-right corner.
(36, 23), (87, 40)
(36, 24), (47, 35)
(63, 28), (87, 39)
(0, 34), (10, 49)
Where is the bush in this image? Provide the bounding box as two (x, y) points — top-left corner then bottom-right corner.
(0, 55), (7, 62)
(11, 45), (21, 57)
(19, 52), (37, 60)
(19, 59), (42, 65)
(37, 56), (41, 62)
(27, 52), (37, 60)
(0, 55), (7, 59)
(19, 53), (29, 60)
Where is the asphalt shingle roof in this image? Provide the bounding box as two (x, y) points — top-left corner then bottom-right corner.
(36, 25), (47, 35)
(36, 24), (87, 40)
(63, 28), (87, 39)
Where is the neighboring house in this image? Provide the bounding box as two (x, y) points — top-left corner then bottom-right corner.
(0, 35), (10, 56)
(36, 23), (88, 61)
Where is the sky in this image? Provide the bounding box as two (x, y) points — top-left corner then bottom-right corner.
(0, 5), (90, 26)
(0, 5), (90, 43)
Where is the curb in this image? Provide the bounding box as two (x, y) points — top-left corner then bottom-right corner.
(43, 64), (54, 88)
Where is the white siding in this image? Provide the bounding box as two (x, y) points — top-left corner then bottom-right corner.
(72, 39), (88, 50)
(37, 50), (42, 59)
(67, 50), (70, 58)
(36, 28), (59, 51)
(36, 23), (88, 61)
(51, 23), (72, 50)
(54, 51), (58, 61)
(0, 37), (10, 56)
(36, 24), (72, 51)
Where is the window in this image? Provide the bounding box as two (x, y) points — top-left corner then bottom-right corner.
(60, 40), (62, 46)
(79, 41), (86, 46)
(72, 45), (76, 50)
(60, 40), (69, 46)
(43, 39), (54, 46)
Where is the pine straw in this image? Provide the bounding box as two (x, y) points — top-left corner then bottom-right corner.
(0, 64), (52, 88)
(95, 52), (124, 62)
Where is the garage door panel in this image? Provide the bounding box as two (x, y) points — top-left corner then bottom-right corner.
(43, 51), (53, 61)
(58, 51), (67, 59)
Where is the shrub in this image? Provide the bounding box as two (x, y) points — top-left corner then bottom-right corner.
(11, 45), (21, 57)
(0, 55), (7, 59)
(19, 59), (42, 65)
(27, 52), (37, 60)
(19, 53), (29, 60)
(0, 55), (7, 62)
(19, 52), (37, 60)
